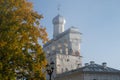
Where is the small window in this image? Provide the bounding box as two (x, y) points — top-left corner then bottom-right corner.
(65, 68), (68, 71)
(61, 68), (64, 72)
(67, 59), (69, 62)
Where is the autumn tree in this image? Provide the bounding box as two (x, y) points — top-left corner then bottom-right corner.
(0, 0), (48, 80)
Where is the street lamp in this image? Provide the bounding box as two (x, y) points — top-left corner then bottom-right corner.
(46, 61), (54, 80)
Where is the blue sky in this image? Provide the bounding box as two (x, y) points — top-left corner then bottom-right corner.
(31, 0), (120, 69)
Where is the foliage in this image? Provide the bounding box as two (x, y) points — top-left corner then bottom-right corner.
(0, 0), (48, 80)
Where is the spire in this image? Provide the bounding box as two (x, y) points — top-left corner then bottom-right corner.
(53, 4), (65, 25)
(57, 4), (61, 14)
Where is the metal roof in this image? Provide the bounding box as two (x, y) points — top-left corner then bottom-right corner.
(79, 63), (120, 73)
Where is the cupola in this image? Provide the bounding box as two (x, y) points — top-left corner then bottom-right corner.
(52, 14), (66, 38)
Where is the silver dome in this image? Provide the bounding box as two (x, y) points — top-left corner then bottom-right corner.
(52, 14), (66, 24)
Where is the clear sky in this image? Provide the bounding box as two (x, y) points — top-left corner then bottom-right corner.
(31, 0), (120, 69)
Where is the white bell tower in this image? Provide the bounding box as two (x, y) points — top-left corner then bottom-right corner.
(44, 14), (82, 80)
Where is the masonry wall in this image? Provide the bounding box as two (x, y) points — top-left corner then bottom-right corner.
(56, 54), (82, 74)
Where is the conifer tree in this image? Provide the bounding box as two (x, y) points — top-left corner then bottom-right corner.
(0, 0), (48, 80)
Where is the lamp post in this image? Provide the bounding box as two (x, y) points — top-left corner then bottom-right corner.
(46, 61), (54, 80)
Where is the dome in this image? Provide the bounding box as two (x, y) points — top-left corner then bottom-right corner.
(52, 14), (66, 24)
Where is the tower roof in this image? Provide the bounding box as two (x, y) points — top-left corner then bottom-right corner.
(52, 14), (66, 24)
